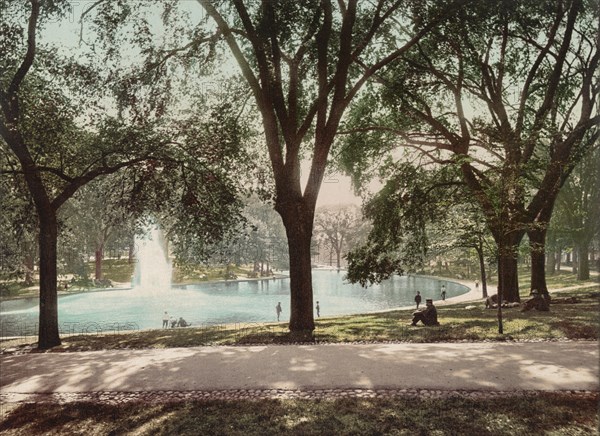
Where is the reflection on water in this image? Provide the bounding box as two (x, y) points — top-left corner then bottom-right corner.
(0, 271), (467, 333)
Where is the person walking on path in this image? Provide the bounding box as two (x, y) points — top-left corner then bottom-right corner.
(475, 279), (479, 290)
(414, 291), (422, 309)
(441, 285), (446, 301)
(316, 301), (320, 318)
(276, 302), (282, 321)
(162, 311), (169, 328)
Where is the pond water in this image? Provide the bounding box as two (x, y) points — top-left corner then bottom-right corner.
(0, 270), (467, 335)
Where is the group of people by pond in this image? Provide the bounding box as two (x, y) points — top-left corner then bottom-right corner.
(157, 279), (550, 332)
(162, 311), (190, 328)
(158, 281), (451, 330)
(412, 282), (552, 328)
(485, 289), (550, 312)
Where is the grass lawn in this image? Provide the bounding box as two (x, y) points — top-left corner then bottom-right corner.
(1, 286), (597, 352)
(0, 282), (30, 298)
(1, 275), (597, 435)
(98, 258), (136, 283)
(1, 394), (598, 435)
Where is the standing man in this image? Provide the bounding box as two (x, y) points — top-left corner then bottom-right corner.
(275, 302), (282, 321)
(162, 311), (169, 328)
(440, 285), (446, 301)
(414, 291), (422, 309)
(316, 301), (320, 318)
(475, 279), (479, 290)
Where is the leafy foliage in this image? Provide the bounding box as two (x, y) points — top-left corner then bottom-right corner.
(346, 161), (464, 285)
(0, 0), (257, 347)
(339, 0), (599, 299)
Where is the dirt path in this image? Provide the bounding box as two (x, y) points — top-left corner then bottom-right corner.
(1, 342), (597, 399)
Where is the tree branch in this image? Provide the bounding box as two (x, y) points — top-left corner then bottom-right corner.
(7, 0), (40, 98)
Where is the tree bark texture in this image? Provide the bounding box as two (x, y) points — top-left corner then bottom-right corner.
(38, 211), (61, 349)
(24, 252), (35, 286)
(528, 227), (549, 297)
(497, 242), (520, 302)
(95, 245), (104, 280)
(577, 244), (590, 280)
(279, 202), (315, 334)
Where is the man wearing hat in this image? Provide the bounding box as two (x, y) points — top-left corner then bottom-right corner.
(410, 299), (440, 326)
(521, 289), (550, 312)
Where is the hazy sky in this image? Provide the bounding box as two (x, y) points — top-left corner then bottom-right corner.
(316, 173), (362, 207)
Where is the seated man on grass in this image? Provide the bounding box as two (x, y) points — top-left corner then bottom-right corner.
(521, 289), (550, 312)
(177, 317), (191, 327)
(410, 299), (440, 326)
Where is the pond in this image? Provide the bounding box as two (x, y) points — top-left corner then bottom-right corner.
(0, 270), (467, 336)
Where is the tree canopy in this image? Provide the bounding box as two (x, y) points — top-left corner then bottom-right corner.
(0, 0), (252, 348)
(339, 0), (599, 301)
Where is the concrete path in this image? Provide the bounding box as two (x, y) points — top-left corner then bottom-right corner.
(1, 342), (598, 395)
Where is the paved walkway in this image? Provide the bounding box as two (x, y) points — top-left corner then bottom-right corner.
(1, 277), (598, 404)
(1, 341), (598, 403)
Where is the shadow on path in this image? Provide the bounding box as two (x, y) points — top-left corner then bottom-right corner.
(1, 342), (598, 394)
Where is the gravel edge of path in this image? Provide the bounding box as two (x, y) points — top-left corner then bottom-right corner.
(2, 388), (598, 405)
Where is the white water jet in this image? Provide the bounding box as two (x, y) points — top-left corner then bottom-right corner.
(133, 225), (172, 293)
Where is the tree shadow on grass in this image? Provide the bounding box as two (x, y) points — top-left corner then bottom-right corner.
(1, 394), (598, 435)
(552, 320), (599, 339)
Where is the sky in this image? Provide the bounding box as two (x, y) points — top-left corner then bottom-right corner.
(315, 173), (362, 207)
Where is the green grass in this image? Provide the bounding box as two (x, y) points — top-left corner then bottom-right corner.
(423, 263), (597, 290)
(0, 281), (30, 298)
(2, 287), (597, 353)
(97, 258), (136, 283)
(1, 394), (597, 435)
(520, 268), (596, 289)
(172, 264), (255, 284)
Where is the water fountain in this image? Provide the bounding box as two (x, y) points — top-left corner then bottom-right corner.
(0, 222), (470, 334)
(132, 226), (172, 293)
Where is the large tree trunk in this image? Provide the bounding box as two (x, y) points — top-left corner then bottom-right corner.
(24, 252), (35, 286)
(38, 210), (61, 349)
(577, 243), (590, 280)
(497, 240), (521, 303)
(528, 227), (549, 297)
(494, 233), (524, 334)
(278, 202), (315, 337)
(95, 244), (104, 281)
